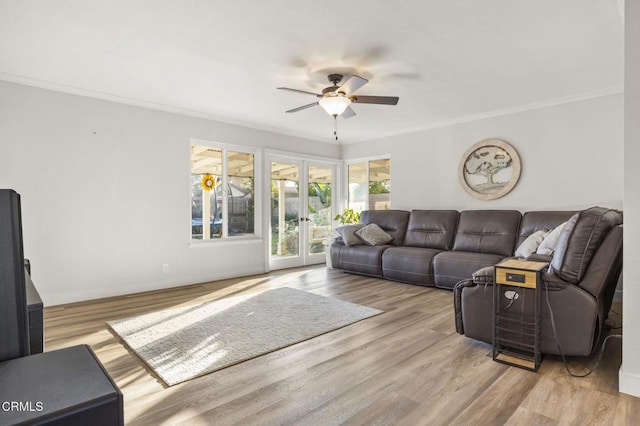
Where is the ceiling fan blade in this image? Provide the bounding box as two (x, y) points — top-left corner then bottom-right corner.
(337, 75), (369, 95)
(341, 106), (356, 119)
(277, 87), (321, 97)
(285, 102), (319, 113)
(351, 95), (399, 105)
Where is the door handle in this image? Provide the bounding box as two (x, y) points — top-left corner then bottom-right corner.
(299, 217), (312, 222)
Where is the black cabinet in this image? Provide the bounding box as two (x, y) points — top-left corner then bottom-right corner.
(0, 345), (124, 425)
(25, 266), (44, 355)
(0, 189), (29, 362)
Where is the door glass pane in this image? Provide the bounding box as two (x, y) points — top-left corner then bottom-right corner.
(271, 162), (300, 258)
(308, 166), (332, 255)
(348, 162), (366, 212)
(191, 146), (222, 239)
(227, 151), (254, 237)
(369, 159), (391, 210)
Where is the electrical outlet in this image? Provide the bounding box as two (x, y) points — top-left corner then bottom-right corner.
(504, 290), (519, 300)
(162, 264), (170, 274)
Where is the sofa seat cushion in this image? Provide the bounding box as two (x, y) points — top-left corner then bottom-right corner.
(433, 251), (505, 289)
(333, 244), (389, 276)
(382, 246), (442, 286)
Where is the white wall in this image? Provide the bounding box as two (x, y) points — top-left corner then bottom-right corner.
(0, 81), (340, 305)
(620, 0), (640, 398)
(342, 94), (623, 212)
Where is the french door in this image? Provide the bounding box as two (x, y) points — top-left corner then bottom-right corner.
(269, 155), (337, 270)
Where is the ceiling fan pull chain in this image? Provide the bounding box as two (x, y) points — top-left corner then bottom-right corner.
(334, 116), (338, 141)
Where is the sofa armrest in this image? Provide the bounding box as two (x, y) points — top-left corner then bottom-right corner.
(541, 272), (572, 291)
(525, 253), (553, 263)
(453, 279), (476, 335)
(472, 266), (494, 285)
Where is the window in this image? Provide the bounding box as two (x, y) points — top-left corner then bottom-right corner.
(190, 143), (256, 240)
(347, 157), (391, 212)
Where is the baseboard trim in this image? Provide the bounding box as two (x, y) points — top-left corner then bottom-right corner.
(614, 289), (623, 301)
(619, 366), (640, 397)
(46, 266), (268, 306)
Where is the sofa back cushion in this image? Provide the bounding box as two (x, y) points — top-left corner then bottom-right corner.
(550, 207), (623, 284)
(404, 210), (459, 250)
(360, 210), (410, 246)
(452, 210), (521, 257)
(517, 211), (577, 247)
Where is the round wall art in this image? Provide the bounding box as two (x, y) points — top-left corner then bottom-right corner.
(458, 138), (521, 200)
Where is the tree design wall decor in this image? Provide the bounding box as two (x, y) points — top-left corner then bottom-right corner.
(458, 139), (521, 200)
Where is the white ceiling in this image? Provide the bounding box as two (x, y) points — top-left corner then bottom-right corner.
(0, 1), (624, 144)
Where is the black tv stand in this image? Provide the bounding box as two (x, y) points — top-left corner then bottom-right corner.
(24, 260), (44, 355)
(0, 345), (123, 425)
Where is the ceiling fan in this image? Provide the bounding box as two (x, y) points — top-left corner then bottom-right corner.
(277, 74), (399, 139)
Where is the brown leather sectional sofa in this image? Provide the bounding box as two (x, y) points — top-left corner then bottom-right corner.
(330, 207), (623, 356)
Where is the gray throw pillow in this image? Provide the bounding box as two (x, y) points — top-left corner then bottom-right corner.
(354, 223), (393, 246)
(515, 229), (549, 258)
(536, 221), (569, 256)
(336, 223), (366, 246)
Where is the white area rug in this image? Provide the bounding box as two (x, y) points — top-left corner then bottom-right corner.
(108, 287), (383, 386)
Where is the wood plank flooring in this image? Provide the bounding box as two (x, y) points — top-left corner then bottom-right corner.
(43, 266), (640, 425)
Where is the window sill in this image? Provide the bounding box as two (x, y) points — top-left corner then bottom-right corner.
(189, 237), (263, 248)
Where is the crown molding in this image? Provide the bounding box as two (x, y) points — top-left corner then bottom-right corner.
(0, 72), (333, 145)
(343, 85), (624, 144)
(1, 72), (621, 148)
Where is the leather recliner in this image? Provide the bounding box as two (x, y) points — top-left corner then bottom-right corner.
(455, 208), (622, 356)
(330, 207), (623, 356)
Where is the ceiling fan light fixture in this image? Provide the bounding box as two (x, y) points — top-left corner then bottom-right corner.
(318, 95), (351, 116)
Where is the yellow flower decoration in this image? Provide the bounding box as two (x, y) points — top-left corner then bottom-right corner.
(201, 174), (216, 191)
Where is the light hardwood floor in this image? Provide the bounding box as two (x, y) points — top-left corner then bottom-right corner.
(44, 266), (639, 425)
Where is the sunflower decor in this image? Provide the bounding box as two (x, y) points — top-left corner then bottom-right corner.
(201, 174), (216, 191)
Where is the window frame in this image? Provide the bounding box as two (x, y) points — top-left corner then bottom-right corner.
(344, 154), (392, 212)
(189, 138), (262, 245)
